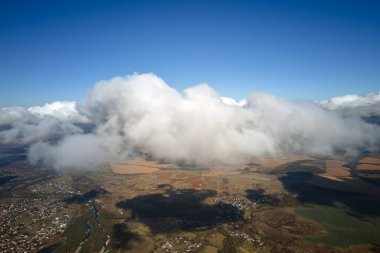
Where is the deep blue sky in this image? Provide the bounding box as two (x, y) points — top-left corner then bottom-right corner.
(0, 0), (379, 107)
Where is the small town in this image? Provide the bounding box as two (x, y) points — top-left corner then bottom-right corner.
(0, 198), (70, 253)
(28, 176), (80, 195)
(218, 193), (253, 211)
(158, 236), (204, 253)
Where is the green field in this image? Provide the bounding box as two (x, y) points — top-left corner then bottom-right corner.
(270, 161), (325, 175)
(295, 202), (380, 247)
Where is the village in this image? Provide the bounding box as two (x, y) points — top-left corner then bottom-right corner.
(28, 176), (80, 195)
(0, 198), (70, 253)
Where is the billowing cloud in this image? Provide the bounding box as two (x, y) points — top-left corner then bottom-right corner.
(221, 97), (247, 107)
(28, 101), (89, 122)
(0, 73), (379, 169)
(0, 101), (87, 145)
(319, 92), (380, 117)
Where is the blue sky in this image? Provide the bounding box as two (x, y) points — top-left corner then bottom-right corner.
(0, 0), (379, 107)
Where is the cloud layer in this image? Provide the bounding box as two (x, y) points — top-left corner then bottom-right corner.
(1, 73), (379, 169)
(320, 92), (380, 117)
(0, 102), (87, 145)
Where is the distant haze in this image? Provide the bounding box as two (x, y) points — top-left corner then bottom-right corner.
(0, 73), (379, 169)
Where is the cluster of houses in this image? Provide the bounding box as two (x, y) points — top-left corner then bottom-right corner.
(0, 197), (70, 252)
(218, 193), (254, 211)
(228, 230), (264, 246)
(28, 177), (79, 195)
(158, 236), (203, 253)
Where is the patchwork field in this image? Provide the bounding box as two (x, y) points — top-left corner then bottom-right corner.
(246, 155), (315, 171)
(356, 163), (380, 171)
(110, 158), (175, 174)
(296, 202), (380, 246)
(358, 156), (380, 164)
(3, 151), (380, 253)
(324, 160), (350, 178)
(356, 156), (380, 171)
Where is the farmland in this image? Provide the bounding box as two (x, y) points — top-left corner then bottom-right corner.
(1, 150), (380, 253)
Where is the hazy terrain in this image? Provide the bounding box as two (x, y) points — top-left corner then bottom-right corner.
(1, 146), (380, 253)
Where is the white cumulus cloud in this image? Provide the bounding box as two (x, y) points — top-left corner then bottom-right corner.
(28, 101), (88, 122)
(0, 101), (87, 145)
(319, 92), (380, 117)
(1, 73), (379, 169)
